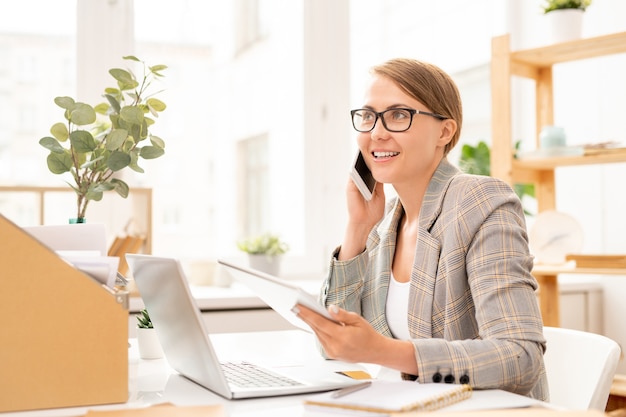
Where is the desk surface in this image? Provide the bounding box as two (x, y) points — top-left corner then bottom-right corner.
(3, 330), (547, 417)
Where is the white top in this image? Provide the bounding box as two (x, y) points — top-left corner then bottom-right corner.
(386, 272), (411, 340)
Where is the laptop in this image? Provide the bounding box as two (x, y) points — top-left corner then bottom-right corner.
(126, 253), (363, 400)
(217, 259), (339, 332)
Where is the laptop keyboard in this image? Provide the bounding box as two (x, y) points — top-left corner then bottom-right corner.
(221, 361), (304, 388)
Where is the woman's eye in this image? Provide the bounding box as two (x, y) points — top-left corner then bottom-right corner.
(362, 111), (375, 122)
(391, 110), (409, 120)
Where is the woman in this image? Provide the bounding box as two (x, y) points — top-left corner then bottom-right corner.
(294, 58), (548, 400)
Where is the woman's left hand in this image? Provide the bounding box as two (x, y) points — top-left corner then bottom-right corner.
(293, 304), (384, 364)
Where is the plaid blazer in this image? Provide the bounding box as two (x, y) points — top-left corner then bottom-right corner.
(321, 158), (549, 401)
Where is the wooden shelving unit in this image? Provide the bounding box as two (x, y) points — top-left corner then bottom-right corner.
(490, 32), (626, 327)
(0, 185), (153, 254)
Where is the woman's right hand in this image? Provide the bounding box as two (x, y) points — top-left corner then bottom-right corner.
(338, 178), (385, 260)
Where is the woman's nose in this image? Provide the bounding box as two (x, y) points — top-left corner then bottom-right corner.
(370, 118), (391, 140)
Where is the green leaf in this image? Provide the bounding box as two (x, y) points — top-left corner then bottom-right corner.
(93, 182), (115, 192)
(129, 149), (144, 173)
(85, 187), (104, 201)
(39, 137), (65, 153)
(458, 141), (490, 176)
(136, 308), (153, 328)
(120, 106), (144, 124)
(94, 102), (110, 115)
(54, 96), (75, 110)
(80, 155), (104, 169)
(140, 146), (165, 159)
(50, 122), (69, 142)
(149, 64), (168, 76)
(107, 150), (131, 171)
(69, 130), (98, 153)
(111, 178), (130, 198)
(129, 162), (145, 174)
(104, 94), (121, 114)
(46, 152), (72, 174)
(69, 102), (97, 125)
(123, 55), (141, 63)
(109, 68), (137, 89)
(150, 135), (165, 149)
(147, 98), (166, 112)
(105, 128), (128, 150)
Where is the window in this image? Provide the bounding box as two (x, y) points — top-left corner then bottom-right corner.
(237, 134), (269, 238)
(234, 0), (271, 54)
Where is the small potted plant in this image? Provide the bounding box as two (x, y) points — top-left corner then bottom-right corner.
(541, 0), (592, 43)
(237, 233), (289, 276)
(136, 308), (163, 360)
(542, 0), (592, 13)
(39, 56), (167, 223)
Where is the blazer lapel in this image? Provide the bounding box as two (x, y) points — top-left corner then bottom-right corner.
(408, 158), (460, 339)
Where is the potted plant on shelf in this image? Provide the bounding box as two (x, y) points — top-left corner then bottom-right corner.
(39, 56), (167, 223)
(136, 308), (163, 360)
(237, 233), (289, 276)
(542, 0), (592, 43)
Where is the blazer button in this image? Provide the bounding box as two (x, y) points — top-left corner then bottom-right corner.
(460, 374), (470, 384)
(432, 372), (442, 383)
(444, 374), (455, 383)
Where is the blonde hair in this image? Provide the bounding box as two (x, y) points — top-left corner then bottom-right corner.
(371, 58), (462, 155)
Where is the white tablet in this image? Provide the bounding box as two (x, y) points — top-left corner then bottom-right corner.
(217, 259), (338, 332)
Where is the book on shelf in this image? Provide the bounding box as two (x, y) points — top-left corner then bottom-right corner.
(303, 380), (472, 415)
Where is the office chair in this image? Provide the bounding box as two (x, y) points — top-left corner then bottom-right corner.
(543, 326), (621, 410)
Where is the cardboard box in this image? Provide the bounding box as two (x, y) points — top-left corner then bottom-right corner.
(0, 214), (129, 412)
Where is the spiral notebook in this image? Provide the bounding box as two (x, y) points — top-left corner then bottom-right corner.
(304, 380), (472, 415)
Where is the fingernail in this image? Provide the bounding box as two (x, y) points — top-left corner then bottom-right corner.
(291, 306), (300, 315)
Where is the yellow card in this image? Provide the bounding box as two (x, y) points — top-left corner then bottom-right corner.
(336, 370), (372, 380)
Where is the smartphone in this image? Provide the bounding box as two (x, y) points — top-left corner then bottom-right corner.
(350, 151), (376, 201)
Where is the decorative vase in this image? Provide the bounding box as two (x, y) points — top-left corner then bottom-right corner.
(248, 254), (282, 276)
(540, 126), (567, 149)
(136, 328), (164, 359)
(69, 217), (87, 224)
(547, 9), (584, 44)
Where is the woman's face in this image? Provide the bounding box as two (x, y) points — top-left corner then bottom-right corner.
(356, 75), (455, 190)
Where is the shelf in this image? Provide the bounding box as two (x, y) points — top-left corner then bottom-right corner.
(0, 185), (153, 253)
(491, 31), (626, 327)
(514, 151), (626, 170)
(511, 31), (626, 72)
(533, 264), (626, 277)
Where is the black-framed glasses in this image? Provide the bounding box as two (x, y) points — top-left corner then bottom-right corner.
(350, 108), (446, 133)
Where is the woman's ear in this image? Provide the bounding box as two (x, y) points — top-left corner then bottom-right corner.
(437, 119), (457, 147)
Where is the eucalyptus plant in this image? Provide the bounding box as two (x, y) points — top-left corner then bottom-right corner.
(39, 56), (167, 220)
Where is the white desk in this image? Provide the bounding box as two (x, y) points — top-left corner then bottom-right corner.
(2, 330), (546, 417)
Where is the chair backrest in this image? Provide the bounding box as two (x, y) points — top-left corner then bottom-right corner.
(543, 326), (621, 410)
